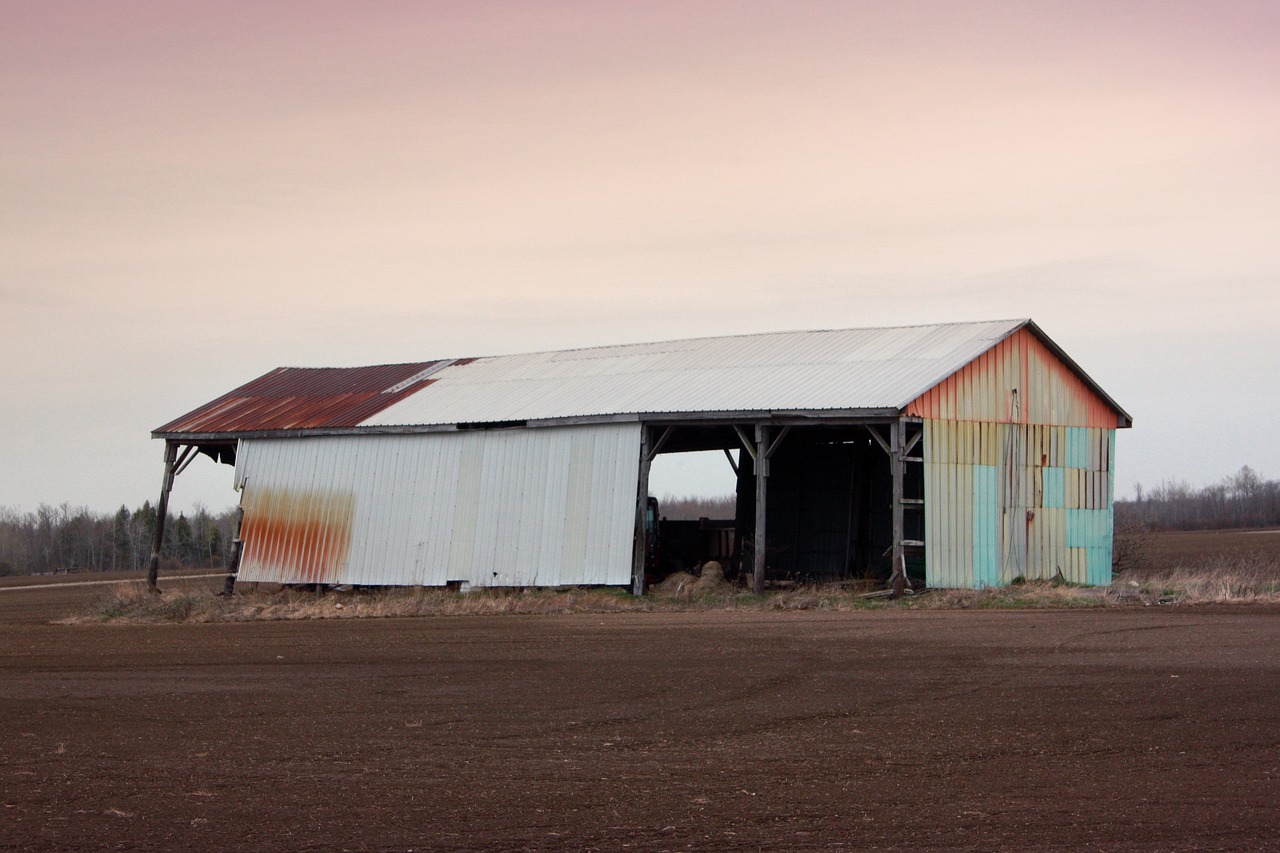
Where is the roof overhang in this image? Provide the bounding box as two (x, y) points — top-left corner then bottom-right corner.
(152, 406), (907, 443)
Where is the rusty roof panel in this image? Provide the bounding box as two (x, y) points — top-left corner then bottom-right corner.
(155, 362), (445, 436)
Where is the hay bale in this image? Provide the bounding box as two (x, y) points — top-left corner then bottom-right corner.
(690, 561), (733, 595)
(653, 562), (735, 598)
(653, 571), (697, 597)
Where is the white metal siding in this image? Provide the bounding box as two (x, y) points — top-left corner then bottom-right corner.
(233, 424), (641, 587)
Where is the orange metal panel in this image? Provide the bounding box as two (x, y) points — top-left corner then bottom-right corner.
(906, 327), (1121, 428)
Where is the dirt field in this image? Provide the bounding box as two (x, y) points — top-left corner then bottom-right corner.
(1139, 527), (1280, 574)
(2, 579), (1278, 852)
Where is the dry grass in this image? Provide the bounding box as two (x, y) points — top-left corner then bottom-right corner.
(1115, 556), (1280, 605)
(67, 583), (660, 624)
(67, 556), (1280, 625)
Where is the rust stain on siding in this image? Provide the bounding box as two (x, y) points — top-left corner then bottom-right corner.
(240, 487), (355, 584)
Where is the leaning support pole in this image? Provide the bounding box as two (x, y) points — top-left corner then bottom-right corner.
(145, 441), (179, 592)
(753, 424), (769, 595)
(219, 506), (245, 596)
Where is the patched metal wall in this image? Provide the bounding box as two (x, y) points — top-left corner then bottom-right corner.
(233, 424), (641, 587)
(924, 420), (1115, 587)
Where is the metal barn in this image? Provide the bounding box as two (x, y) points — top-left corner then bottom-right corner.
(147, 319), (1131, 592)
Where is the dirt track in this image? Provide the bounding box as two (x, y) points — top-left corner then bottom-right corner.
(1, 580), (1277, 851)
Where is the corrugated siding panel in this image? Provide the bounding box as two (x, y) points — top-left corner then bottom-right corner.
(924, 419), (1115, 588)
(906, 327), (1121, 428)
(973, 465), (999, 587)
(233, 424), (641, 587)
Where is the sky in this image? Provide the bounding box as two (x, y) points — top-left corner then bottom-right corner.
(2, 0), (1278, 516)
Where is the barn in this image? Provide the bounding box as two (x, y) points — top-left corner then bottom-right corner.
(147, 319), (1131, 593)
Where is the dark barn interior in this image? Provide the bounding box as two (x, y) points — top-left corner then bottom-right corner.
(646, 424), (924, 586)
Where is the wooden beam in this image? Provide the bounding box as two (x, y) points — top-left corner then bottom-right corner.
(904, 427), (922, 457)
(172, 444), (199, 477)
(145, 441), (179, 593)
(733, 425), (758, 462)
(866, 425), (891, 456)
(722, 447), (739, 476)
(632, 427), (654, 595)
(763, 425), (791, 459)
(753, 423), (768, 595)
(647, 425), (674, 461)
(889, 419), (906, 597)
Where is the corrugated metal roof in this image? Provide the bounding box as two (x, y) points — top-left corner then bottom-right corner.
(364, 319), (1029, 427)
(155, 319), (1129, 436)
(155, 362), (446, 435)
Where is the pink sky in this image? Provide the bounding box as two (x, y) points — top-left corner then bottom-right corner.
(2, 1), (1278, 511)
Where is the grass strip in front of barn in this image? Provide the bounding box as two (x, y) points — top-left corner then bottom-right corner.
(61, 555), (1280, 624)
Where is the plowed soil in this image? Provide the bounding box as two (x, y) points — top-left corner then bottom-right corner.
(2, 579), (1277, 852)
(1142, 527), (1280, 573)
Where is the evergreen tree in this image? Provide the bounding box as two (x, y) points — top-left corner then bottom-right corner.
(113, 505), (131, 570)
(175, 513), (193, 565)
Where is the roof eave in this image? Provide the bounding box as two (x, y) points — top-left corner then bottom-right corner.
(151, 406), (909, 442)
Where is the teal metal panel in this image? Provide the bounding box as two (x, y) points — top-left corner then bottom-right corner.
(973, 465), (999, 587)
(1068, 507), (1112, 545)
(1087, 546), (1110, 586)
(1066, 427), (1090, 468)
(1042, 467), (1065, 508)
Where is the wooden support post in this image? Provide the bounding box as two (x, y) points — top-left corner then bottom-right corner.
(722, 447), (739, 476)
(145, 441), (179, 593)
(753, 424), (769, 595)
(219, 506), (244, 596)
(632, 427), (653, 595)
(890, 419), (906, 597)
(630, 426), (674, 595)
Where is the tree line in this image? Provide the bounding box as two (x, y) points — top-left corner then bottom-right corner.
(2, 466), (1273, 577)
(657, 493), (737, 521)
(1116, 466), (1280, 531)
(0, 502), (239, 577)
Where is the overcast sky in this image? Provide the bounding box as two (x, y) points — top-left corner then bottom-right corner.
(2, 0), (1277, 515)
